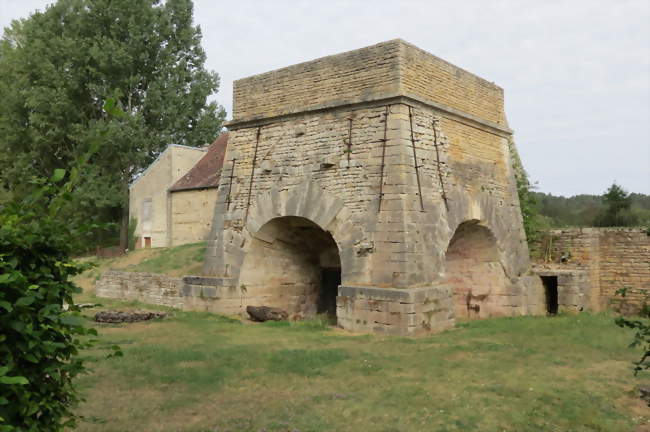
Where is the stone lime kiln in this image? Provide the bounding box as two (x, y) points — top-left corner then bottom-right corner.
(194, 40), (544, 334)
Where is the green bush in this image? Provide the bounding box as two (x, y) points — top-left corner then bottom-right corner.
(0, 173), (100, 430)
(614, 288), (650, 374)
(0, 99), (122, 431)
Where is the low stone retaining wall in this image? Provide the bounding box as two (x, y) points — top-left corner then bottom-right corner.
(95, 272), (249, 315)
(95, 270), (184, 309)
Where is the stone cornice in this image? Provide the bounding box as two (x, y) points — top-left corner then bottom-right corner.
(225, 93), (513, 137)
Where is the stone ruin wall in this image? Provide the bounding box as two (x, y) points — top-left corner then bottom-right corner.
(195, 40), (543, 335)
(534, 228), (650, 312)
(95, 270), (184, 309)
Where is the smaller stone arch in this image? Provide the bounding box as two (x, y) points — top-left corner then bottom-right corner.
(444, 220), (510, 320)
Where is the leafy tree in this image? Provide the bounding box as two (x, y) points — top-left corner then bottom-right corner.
(0, 0), (226, 250)
(508, 139), (544, 242)
(594, 183), (640, 227)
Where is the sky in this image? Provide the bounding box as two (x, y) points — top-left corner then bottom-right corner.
(1, 0), (649, 197)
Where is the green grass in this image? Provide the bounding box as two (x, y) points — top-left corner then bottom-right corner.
(73, 300), (650, 432)
(125, 242), (206, 274)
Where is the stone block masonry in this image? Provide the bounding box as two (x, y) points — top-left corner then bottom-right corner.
(95, 272), (243, 314)
(95, 271), (184, 309)
(336, 285), (455, 335)
(533, 228), (650, 313)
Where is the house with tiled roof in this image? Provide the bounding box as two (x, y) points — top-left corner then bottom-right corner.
(129, 133), (228, 248)
(168, 133), (228, 246)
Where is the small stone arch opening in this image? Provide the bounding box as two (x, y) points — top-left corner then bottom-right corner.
(444, 220), (508, 320)
(239, 216), (341, 321)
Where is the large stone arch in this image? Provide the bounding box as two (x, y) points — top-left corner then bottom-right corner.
(203, 181), (368, 287)
(239, 216), (342, 319)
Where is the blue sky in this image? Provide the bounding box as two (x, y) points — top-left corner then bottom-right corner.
(2, 0), (648, 196)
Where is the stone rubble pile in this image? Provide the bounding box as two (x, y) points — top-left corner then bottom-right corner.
(94, 310), (167, 323)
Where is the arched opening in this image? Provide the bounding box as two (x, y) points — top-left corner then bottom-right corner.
(239, 216), (341, 322)
(444, 220), (508, 320)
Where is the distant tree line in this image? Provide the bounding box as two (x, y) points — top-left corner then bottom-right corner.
(532, 183), (650, 229)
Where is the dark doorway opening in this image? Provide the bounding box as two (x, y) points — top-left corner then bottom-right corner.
(541, 276), (558, 315)
(144, 237), (152, 249)
(318, 268), (341, 322)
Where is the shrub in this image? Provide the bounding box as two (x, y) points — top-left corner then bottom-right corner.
(614, 288), (650, 374)
(0, 172), (99, 430)
(0, 99), (122, 431)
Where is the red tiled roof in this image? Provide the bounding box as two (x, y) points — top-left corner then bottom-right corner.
(169, 133), (228, 192)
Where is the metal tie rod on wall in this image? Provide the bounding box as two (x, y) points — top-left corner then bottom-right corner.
(244, 126), (261, 222)
(225, 158), (236, 210)
(432, 118), (449, 211)
(408, 106), (425, 212)
(346, 117), (353, 168)
(377, 105), (389, 212)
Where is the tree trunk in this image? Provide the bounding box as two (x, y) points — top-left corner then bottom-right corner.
(119, 181), (129, 251)
(119, 203), (129, 251)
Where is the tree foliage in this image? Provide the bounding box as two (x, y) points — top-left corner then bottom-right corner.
(614, 288), (650, 375)
(0, 0), (225, 250)
(532, 188), (649, 228)
(594, 183), (640, 227)
(508, 139), (543, 242)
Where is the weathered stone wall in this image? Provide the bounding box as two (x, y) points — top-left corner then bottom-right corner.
(336, 285), (455, 335)
(232, 41), (401, 121)
(201, 40), (538, 335)
(95, 270), (184, 309)
(95, 271), (242, 315)
(599, 229), (650, 310)
(181, 276), (242, 315)
(130, 146), (205, 248)
(169, 188), (218, 246)
(232, 39), (508, 129)
(205, 103), (527, 288)
(534, 228), (650, 311)
(399, 41), (506, 126)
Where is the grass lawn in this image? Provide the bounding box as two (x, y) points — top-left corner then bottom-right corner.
(72, 295), (650, 432)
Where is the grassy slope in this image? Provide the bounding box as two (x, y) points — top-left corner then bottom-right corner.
(72, 245), (649, 431)
(74, 242), (206, 295)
